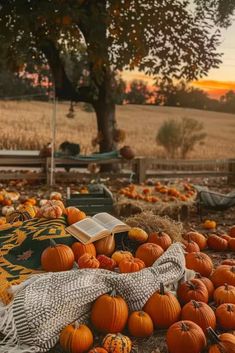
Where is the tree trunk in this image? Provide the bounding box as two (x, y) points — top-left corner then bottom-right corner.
(93, 71), (118, 172)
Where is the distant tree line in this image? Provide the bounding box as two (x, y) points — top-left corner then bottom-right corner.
(0, 67), (234, 114)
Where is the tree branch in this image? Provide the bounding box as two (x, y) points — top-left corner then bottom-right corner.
(40, 39), (92, 103)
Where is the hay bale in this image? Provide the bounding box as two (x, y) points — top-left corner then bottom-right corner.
(124, 211), (183, 242)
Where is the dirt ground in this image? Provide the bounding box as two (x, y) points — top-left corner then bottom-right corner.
(0, 176), (235, 353)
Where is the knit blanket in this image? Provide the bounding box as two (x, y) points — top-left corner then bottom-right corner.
(0, 243), (188, 353)
(0, 217), (75, 304)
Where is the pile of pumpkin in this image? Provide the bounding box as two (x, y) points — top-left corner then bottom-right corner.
(119, 182), (196, 203)
(39, 221), (235, 353)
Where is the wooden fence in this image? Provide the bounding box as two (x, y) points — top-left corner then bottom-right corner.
(0, 151), (235, 184)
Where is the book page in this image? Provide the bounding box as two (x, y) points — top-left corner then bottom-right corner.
(92, 212), (130, 233)
(68, 218), (107, 238)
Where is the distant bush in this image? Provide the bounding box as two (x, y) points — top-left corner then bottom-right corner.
(156, 117), (206, 159)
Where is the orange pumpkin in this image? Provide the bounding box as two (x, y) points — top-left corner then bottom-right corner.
(185, 252), (213, 277)
(111, 251), (133, 265)
(128, 227), (148, 243)
(222, 259), (235, 266)
(94, 234), (115, 256)
(88, 349), (108, 353)
(184, 231), (207, 250)
(221, 234), (231, 242)
(97, 255), (116, 271)
(203, 220), (216, 230)
(148, 231), (172, 250)
(127, 311), (153, 338)
(39, 200), (63, 219)
(135, 243), (164, 267)
(166, 320), (206, 353)
(25, 198), (37, 206)
(144, 283), (181, 328)
(91, 290), (128, 333)
(211, 265), (235, 287)
(77, 253), (99, 269)
(60, 322), (93, 353)
(207, 234), (228, 251)
(177, 279), (209, 305)
(195, 274), (214, 300)
(183, 239), (200, 253)
(215, 303), (235, 330)
(0, 217), (6, 225)
(66, 207), (86, 225)
(229, 225), (235, 238)
(41, 239), (74, 272)
(181, 300), (216, 333)
(207, 328), (235, 353)
(214, 283), (235, 305)
(71, 242), (96, 261)
(229, 238), (235, 251)
(119, 257), (145, 273)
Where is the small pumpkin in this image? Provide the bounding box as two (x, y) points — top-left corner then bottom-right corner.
(50, 191), (62, 201)
(185, 252), (213, 277)
(60, 322), (93, 353)
(207, 234), (228, 251)
(144, 282), (181, 328)
(229, 238), (235, 251)
(41, 239), (75, 272)
(128, 227), (148, 243)
(221, 234), (231, 242)
(71, 242), (96, 261)
(181, 300), (216, 333)
(66, 207), (86, 225)
(119, 257), (145, 273)
(77, 253), (100, 269)
(184, 231), (207, 250)
(211, 265), (235, 287)
(6, 209), (35, 223)
(94, 234), (115, 256)
(102, 333), (131, 353)
(183, 239), (200, 253)
(215, 303), (235, 330)
(148, 231), (172, 250)
(177, 279), (209, 305)
(222, 259), (235, 266)
(195, 274), (214, 300)
(166, 320), (206, 353)
(229, 225), (235, 238)
(91, 290), (128, 333)
(135, 243), (164, 267)
(111, 251), (133, 265)
(2, 205), (15, 216)
(97, 255), (117, 271)
(39, 200), (63, 219)
(207, 327), (235, 353)
(0, 217), (6, 225)
(128, 311), (153, 337)
(203, 220), (216, 230)
(88, 349), (108, 353)
(214, 283), (235, 305)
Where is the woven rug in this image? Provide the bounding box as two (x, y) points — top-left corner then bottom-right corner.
(0, 243), (189, 353)
(0, 217), (74, 304)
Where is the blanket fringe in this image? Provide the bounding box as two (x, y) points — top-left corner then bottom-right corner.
(0, 344), (39, 353)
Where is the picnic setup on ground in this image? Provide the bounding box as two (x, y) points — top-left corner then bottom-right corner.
(0, 180), (234, 353)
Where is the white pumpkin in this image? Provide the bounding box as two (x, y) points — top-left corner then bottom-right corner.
(2, 205), (15, 216)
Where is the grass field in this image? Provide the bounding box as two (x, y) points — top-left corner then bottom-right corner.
(0, 100), (235, 159)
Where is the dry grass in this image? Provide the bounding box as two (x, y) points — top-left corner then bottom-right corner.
(125, 211), (183, 242)
(0, 100), (235, 158)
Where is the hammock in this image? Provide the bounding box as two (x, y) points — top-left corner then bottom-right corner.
(194, 185), (235, 210)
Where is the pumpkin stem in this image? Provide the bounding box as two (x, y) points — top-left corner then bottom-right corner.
(181, 322), (190, 332)
(207, 327), (221, 344)
(195, 272), (202, 278)
(224, 283), (229, 290)
(49, 239), (57, 247)
(74, 321), (80, 329)
(227, 304), (234, 312)
(159, 282), (165, 295)
(231, 267), (235, 273)
(192, 300), (201, 309)
(110, 289), (117, 297)
(138, 311), (146, 317)
(187, 233), (191, 242)
(188, 281), (196, 290)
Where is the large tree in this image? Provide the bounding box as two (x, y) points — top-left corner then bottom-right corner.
(0, 0), (234, 157)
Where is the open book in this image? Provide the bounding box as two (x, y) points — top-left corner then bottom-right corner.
(66, 212), (130, 244)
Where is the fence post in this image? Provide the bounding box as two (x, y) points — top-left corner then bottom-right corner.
(134, 157), (147, 183)
(46, 157), (55, 186)
(228, 159), (235, 184)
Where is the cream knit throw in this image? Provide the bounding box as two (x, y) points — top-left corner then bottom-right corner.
(0, 243), (188, 353)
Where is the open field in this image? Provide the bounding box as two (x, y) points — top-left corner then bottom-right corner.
(0, 100), (235, 158)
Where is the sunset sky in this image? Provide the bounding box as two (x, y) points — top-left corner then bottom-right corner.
(122, 20), (235, 99)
